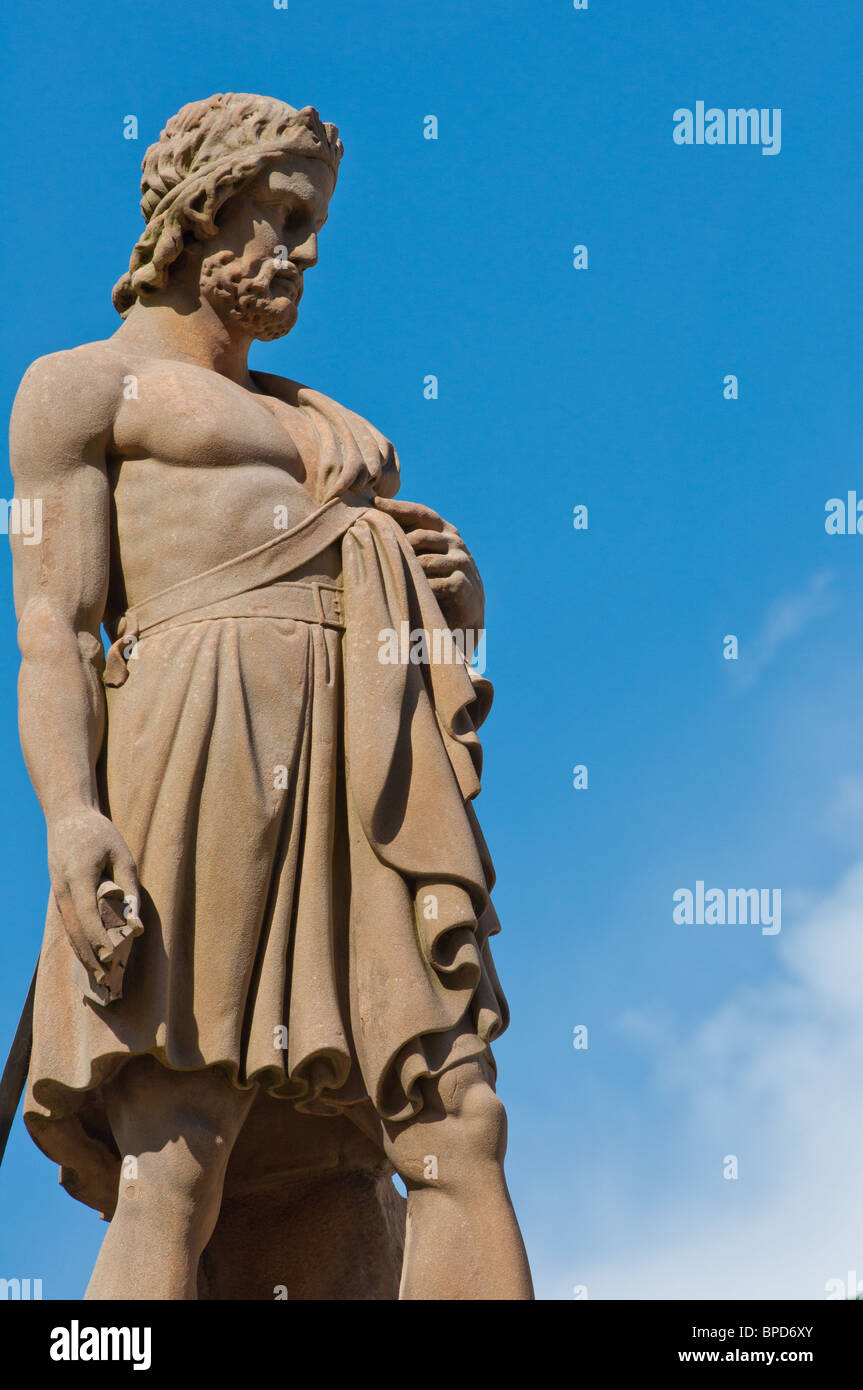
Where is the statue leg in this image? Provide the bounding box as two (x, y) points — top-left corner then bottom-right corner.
(351, 1057), (534, 1300)
(85, 1055), (256, 1300)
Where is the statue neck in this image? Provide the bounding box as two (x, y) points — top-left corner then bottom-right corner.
(112, 298), (255, 387)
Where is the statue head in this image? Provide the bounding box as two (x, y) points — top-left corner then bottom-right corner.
(112, 92), (343, 341)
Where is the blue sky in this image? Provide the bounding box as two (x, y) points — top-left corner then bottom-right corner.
(1, 0), (862, 1299)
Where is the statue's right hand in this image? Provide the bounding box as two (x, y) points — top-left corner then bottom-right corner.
(47, 808), (141, 989)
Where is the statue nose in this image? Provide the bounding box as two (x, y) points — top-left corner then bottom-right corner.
(293, 232), (318, 269)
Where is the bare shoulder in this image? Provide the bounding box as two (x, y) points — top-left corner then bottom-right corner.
(11, 340), (129, 481)
(14, 338), (131, 399)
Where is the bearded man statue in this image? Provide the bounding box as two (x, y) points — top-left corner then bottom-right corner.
(9, 92), (532, 1301)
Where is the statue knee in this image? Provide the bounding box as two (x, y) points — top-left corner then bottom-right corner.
(408, 1066), (507, 1188)
(107, 1059), (252, 1212)
(444, 1072), (506, 1163)
(116, 1114), (232, 1222)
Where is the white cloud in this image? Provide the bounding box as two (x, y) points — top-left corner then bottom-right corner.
(538, 857), (863, 1300)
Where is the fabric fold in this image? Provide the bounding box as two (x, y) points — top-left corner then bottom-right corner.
(23, 387), (509, 1211)
(340, 507), (505, 1119)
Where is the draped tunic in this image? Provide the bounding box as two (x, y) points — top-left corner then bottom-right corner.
(23, 382), (508, 1212)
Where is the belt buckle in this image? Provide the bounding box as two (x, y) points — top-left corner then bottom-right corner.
(310, 581), (343, 626)
(310, 582), (327, 624)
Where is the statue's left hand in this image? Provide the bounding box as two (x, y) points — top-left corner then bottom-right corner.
(374, 497), (485, 634)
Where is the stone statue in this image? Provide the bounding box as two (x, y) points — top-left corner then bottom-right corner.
(8, 92), (532, 1300)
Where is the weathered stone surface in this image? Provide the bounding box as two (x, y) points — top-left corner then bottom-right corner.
(9, 93), (532, 1300)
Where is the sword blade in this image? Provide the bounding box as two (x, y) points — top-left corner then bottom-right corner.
(0, 963), (37, 1168)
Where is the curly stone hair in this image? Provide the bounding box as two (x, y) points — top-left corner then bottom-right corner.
(112, 92), (343, 316)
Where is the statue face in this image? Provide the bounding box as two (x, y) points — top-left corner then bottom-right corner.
(198, 153), (335, 341)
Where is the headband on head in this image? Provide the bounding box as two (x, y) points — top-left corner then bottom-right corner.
(143, 107), (343, 229)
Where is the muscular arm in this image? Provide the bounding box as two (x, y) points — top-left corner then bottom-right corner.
(10, 349), (140, 990)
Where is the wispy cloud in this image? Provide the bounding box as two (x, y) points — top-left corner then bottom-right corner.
(733, 570), (836, 689)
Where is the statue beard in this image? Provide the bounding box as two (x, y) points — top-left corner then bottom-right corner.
(199, 250), (301, 341)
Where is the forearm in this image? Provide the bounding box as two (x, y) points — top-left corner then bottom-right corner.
(17, 601), (106, 825)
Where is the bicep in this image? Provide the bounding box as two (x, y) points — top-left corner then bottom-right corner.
(9, 357), (113, 632)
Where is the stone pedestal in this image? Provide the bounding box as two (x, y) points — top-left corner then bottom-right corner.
(198, 1091), (406, 1300)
